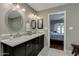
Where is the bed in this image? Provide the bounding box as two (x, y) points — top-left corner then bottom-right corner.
(50, 32), (64, 41)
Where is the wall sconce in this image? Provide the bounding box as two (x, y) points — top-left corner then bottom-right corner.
(28, 14), (34, 19)
(28, 14), (42, 20)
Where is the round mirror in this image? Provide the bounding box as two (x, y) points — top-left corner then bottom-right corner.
(6, 10), (23, 32)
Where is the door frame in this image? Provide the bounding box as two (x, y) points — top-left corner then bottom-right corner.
(48, 11), (66, 53)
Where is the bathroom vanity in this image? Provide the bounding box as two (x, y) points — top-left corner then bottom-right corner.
(1, 32), (44, 56)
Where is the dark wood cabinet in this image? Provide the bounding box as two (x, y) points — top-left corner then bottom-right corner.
(2, 35), (44, 56)
(3, 44), (14, 56)
(13, 43), (26, 56)
(26, 40), (33, 56)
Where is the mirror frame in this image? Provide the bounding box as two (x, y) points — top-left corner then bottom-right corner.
(31, 20), (36, 29)
(37, 19), (43, 29)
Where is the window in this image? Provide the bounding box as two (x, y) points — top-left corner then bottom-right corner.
(57, 26), (61, 33)
(56, 23), (64, 34)
(62, 26), (64, 34)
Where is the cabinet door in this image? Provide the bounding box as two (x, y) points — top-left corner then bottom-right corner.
(13, 43), (26, 56)
(31, 38), (39, 56)
(26, 41), (33, 56)
(39, 35), (44, 50)
(2, 43), (13, 56)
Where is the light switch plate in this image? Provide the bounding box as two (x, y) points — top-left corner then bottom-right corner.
(69, 26), (74, 30)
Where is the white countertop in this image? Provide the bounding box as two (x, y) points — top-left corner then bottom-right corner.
(1, 31), (45, 47)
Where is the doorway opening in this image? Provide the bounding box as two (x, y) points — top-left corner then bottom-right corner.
(48, 11), (66, 51)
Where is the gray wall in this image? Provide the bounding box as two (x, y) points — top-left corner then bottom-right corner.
(38, 3), (79, 51)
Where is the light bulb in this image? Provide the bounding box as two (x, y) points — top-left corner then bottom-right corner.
(16, 4), (20, 8)
(34, 15), (37, 19)
(37, 16), (40, 19)
(22, 8), (26, 12)
(31, 14), (34, 19)
(31, 14), (34, 17)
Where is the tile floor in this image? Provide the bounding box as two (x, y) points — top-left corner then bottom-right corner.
(38, 47), (74, 56)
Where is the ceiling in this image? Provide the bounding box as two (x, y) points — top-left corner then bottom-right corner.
(28, 3), (67, 12)
(50, 13), (64, 20)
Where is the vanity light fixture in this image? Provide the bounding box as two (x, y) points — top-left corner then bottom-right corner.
(22, 8), (26, 12)
(37, 16), (41, 19)
(16, 4), (20, 8)
(31, 14), (34, 18)
(28, 14), (42, 20)
(34, 15), (37, 19)
(28, 14), (34, 19)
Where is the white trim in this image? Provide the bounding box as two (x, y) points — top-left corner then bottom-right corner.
(48, 11), (66, 54)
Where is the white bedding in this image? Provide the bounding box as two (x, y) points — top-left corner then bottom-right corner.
(50, 32), (64, 41)
(50, 32), (64, 35)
